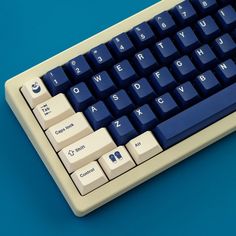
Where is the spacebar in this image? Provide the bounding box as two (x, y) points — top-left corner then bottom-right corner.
(153, 83), (236, 149)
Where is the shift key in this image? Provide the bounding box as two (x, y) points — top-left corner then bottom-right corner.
(59, 128), (116, 173)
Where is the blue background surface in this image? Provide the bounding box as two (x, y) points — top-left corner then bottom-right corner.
(1, 0), (236, 235)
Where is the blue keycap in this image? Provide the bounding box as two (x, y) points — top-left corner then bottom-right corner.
(215, 59), (236, 84)
(134, 48), (158, 75)
(84, 101), (113, 130)
(129, 22), (156, 48)
(43, 67), (71, 96)
(152, 93), (180, 119)
(112, 60), (138, 87)
(108, 116), (138, 145)
(174, 81), (200, 108)
(153, 83), (236, 149)
(192, 44), (218, 71)
(172, 56), (198, 81)
(129, 78), (156, 105)
(175, 27), (200, 53)
(130, 104), (158, 132)
(172, 0), (197, 25)
(87, 44), (114, 69)
(191, 0), (218, 15)
(216, 5), (236, 31)
(67, 82), (95, 111)
(154, 38), (179, 64)
(65, 55), (93, 81)
(195, 16), (220, 42)
(151, 11), (176, 36)
(195, 70), (221, 96)
(108, 33), (135, 59)
(213, 33), (236, 59)
(107, 90), (135, 116)
(90, 71), (116, 98)
(150, 67), (177, 93)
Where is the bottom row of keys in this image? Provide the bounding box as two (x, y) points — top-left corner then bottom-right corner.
(70, 131), (163, 195)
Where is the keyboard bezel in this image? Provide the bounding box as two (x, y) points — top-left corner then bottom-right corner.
(5, 0), (236, 216)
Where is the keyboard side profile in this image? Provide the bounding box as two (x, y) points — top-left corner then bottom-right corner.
(5, 0), (236, 216)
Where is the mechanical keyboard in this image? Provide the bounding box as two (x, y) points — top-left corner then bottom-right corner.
(5, 0), (236, 216)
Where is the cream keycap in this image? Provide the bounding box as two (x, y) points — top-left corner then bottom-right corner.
(99, 146), (135, 180)
(71, 161), (108, 195)
(33, 93), (74, 130)
(59, 128), (116, 173)
(46, 113), (93, 152)
(126, 131), (163, 164)
(21, 77), (51, 108)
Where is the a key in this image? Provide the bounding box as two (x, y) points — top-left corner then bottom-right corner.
(90, 71), (117, 99)
(175, 26), (200, 53)
(21, 77), (51, 109)
(65, 55), (93, 81)
(43, 67), (72, 96)
(108, 33), (136, 59)
(46, 112), (93, 151)
(174, 81), (201, 108)
(126, 131), (163, 164)
(112, 60), (138, 87)
(154, 37), (179, 64)
(33, 93), (75, 130)
(84, 101), (113, 130)
(152, 93), (180, 119)
(153, 83), (236, 149)
(67, 82), (95, 111)
(71, 161), (108, 195)
(130, 104), (158, 132)
(195, 70), (221, 96)
(59, 128), (116, 173)
(150, 67), (177, 94)
(99, 146), (135, 180)
(129, 78), (156, 105)
(108, 116), (138, 145)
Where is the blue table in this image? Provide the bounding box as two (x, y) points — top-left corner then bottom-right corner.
(1, 0), (236, 235)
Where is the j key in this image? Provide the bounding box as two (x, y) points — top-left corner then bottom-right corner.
(154, 38), (179, 64)
(43, 67), (71, 96)
(108, 33), (136, 59)
(216, 5), (236, 31)
(172, 55), (198, 81)
(215, 59), (236, 84)
(150, 67), (177, 94)
(152, 93), (180, 119)
(90, 71), (117, 99)
(192, 44), (218, 71)
(130, 104), (158, 132)
(129, 22), (156, 48)
(174, 81), (201, 108)
(213, 33), (236, 59)
(85, 101), (113, 130)
(194, 70), (221, 96)
(151, 11), (176, 37)
(134, 48), (158, 75)
(175, 27), (200, 53)
(107, 90), (135, 117)
(87, 44), (114, 70)
(108, 116), (138, 145)
(129, 78), (156, 105)
(112, 60), (138, 87)
(126, 131), (163, 164)
(191, 0), (218, 15)
(195, 16), (220, 42)
(65, 55), (93, 81)
(153, 83), (236, 149)
(67, 82), (95, 111)
(171, 0), (198, 25)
